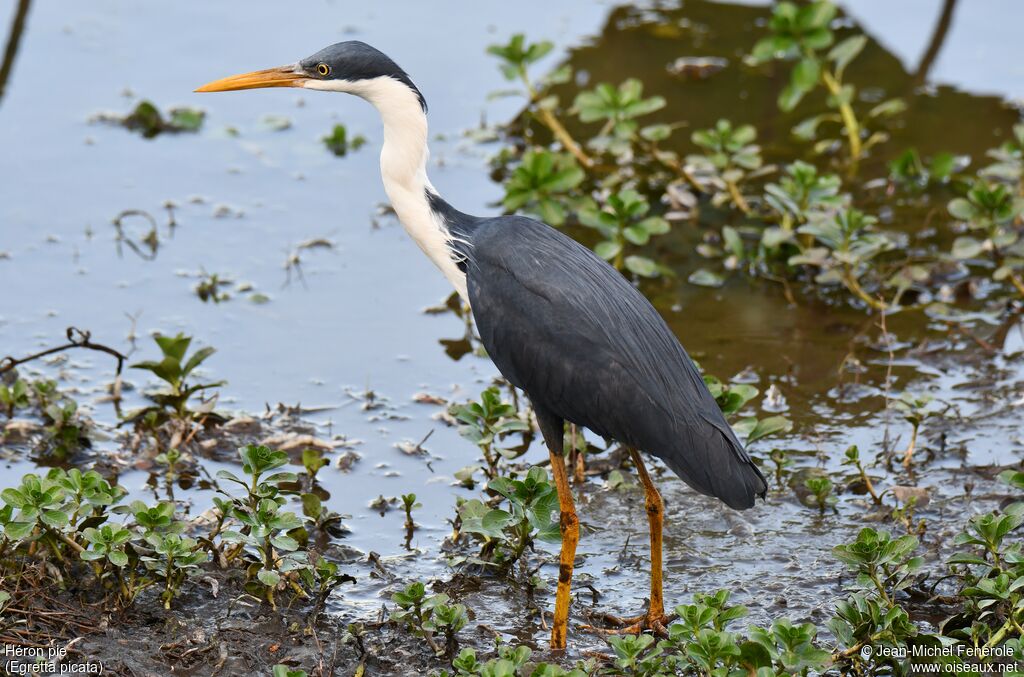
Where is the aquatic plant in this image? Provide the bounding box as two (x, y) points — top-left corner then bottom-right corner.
(572, 77), (666, 159)
(748, 0), (901, 166)
(890, 392), (936, 467)
(40, 396), (90, 459)
(402, 492), (421, 547)
(0, 378), (29, 417)
(128, 333), (223, 425)
(194, 270), (231, 303)
(453, 466), (560, 576)
(686, 119), (764, 214)
(390, 581), (469, 657)
(99, 100), (205, 139)
(450, 386), (531, 480)
(501, 149), (585, 226)
(322, 123), (367, 156)
(948, 178), (1024, 298)
(578, 188), (671, 276)
(804, 475), (837, 514)
(488, 34), (590, 168)
(888, 148), (956, 190)
(702, 370), (793, 446)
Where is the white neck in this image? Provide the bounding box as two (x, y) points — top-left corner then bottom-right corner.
(304, 76), (468, 300)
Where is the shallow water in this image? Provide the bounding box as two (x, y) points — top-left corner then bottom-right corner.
(2, 0), (1023, 656)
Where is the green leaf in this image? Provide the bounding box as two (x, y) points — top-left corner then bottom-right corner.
(792, 114), (829, 141)
(746, 416), (793, 443)
(640, 124), (672, 141)
(929, 152), (956, 181)
(948, 197), (976, 220)
(5, 521), (34, 540)
(271, 535), (300, 552)
(108, 550), (129, 567)
(778, 83), (806, 112)
(624, 256), (659, 277)
(1, 489), (26, 509)
(827, 35), (867, 76)
(951, 236), (983, 260)
(798, 1), (837, 31)
(868, 98), (907, 119)
(482, 508), (513, 534)
(155, 334), (191, 362)
(182, 346), (215, 378)
(792, 57), (820, 92)
(594, 240), (622, 261)
(41, 509), (69, 528)
(169, 108), (205, 132)
(998, 470), (1024, 490)
(257, 569), (281, 587)
(638, 217), (670, 235)
(688, 268), (725, 288)
(623, 225), (650, 245)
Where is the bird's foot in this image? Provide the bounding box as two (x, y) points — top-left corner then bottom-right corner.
(580, 607), (676, 638)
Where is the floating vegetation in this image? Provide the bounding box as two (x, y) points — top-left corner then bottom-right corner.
(322, 123), (367, 156)
(93, 100), (205, 138)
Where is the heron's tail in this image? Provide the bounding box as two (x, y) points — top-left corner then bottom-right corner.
(656, 413), (768, 511)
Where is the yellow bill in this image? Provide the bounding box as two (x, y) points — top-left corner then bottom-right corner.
(195, 65), (306, 93)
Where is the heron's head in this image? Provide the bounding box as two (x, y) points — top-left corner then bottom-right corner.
(195, 41), (426, 112)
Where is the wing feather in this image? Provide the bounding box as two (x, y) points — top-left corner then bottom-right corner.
(467, 216), (767, 509)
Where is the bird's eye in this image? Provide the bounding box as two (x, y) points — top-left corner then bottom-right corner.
(316, 63), (330, 77)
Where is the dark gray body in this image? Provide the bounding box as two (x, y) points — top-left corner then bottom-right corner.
(433, 196), (768, 510)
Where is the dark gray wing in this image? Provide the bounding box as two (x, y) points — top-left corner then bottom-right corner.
(466, 215), (767, 510)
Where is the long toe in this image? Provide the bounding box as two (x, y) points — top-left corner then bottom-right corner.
(580, 609), (676, 638)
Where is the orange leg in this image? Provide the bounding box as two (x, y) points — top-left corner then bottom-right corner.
(548, 444), (579, 650)
(583, 448), (674, 636)
(535, 409), (580, 651)
(631, 447), (668, 622)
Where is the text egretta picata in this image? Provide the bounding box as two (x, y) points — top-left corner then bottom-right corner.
(196, 41), (768, 650)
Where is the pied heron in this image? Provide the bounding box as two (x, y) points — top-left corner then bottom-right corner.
(196, 41), (767, 650)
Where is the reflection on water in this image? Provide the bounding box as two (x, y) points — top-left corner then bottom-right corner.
(0, 0), (31, 105)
